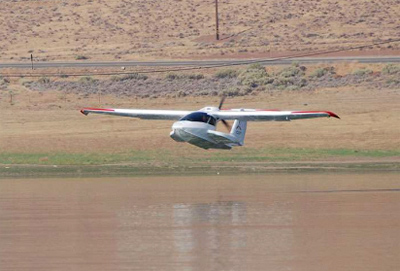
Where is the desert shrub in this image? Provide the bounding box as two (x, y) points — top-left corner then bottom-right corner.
(22, 81), (34, 87)
(37, 77), (50, 84)
(239, 87), (254, 95)
(386, 77), (400, 86)
(0, 76), (10, 84)
(352, 68), (373, 76)
(309, 67), (335, 78)
(197, 90), (212, 96)
(75, 55), (88, 60)
(117, 73), (148, 81)
(165, 73), (181, 80)
(165, 73), (204, 81)
(285, 85), (301, 91)
(247, 63), (265, 71)
(382, 64), (400, 75)
(298, 78), (308, 87)
(186, 73), (204, 80)
(215, 69), (238, 79)
(110, 76), (120, 82)
(79, 76), (98, 84)
(273, 77), (294, 88)
(278, 65), (306, 78)
(291, 61), (300, 67)
(265, 64), (308, 89)
(209, 90), (219, 96)
(238, 63), (269, 87)
(222, 87), (241, 97)
(176, 90), (187, 97)
(309, 68), (327, 78)
(272, 76), (307, 90)
(0, 77), (9, 89)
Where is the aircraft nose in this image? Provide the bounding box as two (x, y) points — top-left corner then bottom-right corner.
(172, 121), (184, 129)
(170, 121), (186, 142)
(171, 121), (184, 135)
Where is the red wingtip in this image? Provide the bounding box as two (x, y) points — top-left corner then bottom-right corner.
(80, 107), (114, 115)
(327, 111), (340, 119)
(292, 110), (340, 119)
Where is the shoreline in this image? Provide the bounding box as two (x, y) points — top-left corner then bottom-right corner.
(1, 160), (399, 178)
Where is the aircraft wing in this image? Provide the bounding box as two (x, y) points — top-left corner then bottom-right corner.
(212, 109), (340, 121)
(80, 107), (191, 120)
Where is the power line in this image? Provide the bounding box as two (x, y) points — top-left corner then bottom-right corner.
(2, 38), (400, 78)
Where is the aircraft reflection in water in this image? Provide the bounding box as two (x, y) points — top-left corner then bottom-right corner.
(115, 201), (248, 268)
(171, 200), (295, 270)
(173, 201), (247, 255)
(116, 198), (295, 267)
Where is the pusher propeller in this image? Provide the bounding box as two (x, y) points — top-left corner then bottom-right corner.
(218, 96), (231, 131)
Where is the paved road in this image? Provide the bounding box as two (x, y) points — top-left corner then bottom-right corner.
(1, 56), (400, 69)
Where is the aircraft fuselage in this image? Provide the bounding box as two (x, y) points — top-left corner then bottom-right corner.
(170, 121), (238, 150)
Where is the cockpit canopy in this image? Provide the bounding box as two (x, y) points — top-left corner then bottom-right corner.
(180, 112), (217, 126)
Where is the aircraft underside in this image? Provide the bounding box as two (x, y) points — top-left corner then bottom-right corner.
(171, 128), (234, 150)
(188, 137), (233, 150)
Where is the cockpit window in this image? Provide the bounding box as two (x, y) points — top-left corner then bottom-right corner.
(180, 112), (217, 126)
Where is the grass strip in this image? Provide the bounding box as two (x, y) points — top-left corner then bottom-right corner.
(0, 148), (399, 165)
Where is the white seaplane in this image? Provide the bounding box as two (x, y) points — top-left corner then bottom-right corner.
(81, 97), (339, 150)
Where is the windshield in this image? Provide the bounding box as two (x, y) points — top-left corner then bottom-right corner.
(180, 112), (217, 126)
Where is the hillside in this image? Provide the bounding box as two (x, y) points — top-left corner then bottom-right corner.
(1, 0), (399, 62)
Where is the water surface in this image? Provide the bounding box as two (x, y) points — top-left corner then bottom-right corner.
(1, 173), (399, 271)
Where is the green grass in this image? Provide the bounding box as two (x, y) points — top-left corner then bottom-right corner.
(0, 151), (156, 165)
(1, 148), (399, 177)
(0, 148), (399, 166)
(196, 148), (400, 163)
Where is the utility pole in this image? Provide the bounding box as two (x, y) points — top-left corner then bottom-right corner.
(215, 0), (220, 40)
(9, 91), (13, 105)
(30, 54), (33, 70)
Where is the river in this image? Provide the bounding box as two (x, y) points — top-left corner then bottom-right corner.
(1, 173), (399, 271)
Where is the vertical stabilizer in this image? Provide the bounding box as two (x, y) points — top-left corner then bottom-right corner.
(230, 120), (247, 146)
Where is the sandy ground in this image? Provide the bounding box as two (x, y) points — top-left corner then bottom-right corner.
(1, 86), (399, 156)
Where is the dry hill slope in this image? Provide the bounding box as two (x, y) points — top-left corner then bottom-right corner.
(1, 0), (399, 61)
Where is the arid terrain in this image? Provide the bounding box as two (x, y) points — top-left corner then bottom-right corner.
(1, 0), (399, 61)
(2, 85), (398, 152)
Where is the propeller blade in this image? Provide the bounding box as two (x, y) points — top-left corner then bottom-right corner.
(218, 96), (226, 110)
(218, 96), (230, 131)
(221, 119), (231, 131)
